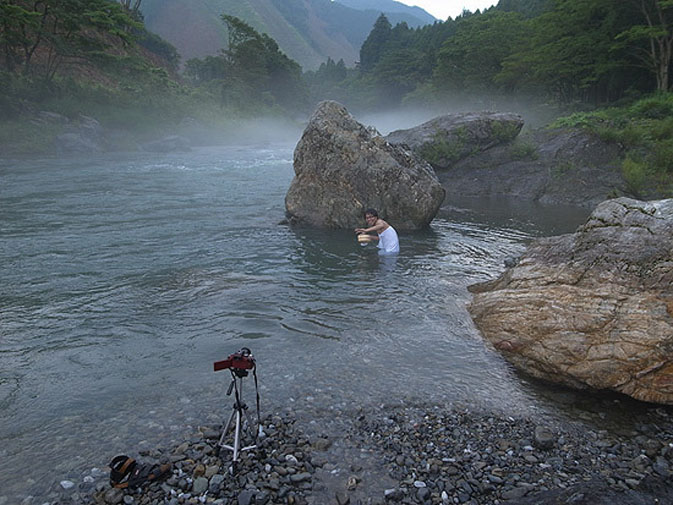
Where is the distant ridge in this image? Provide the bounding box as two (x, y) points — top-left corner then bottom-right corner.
(334, 0), (437, 23)
(140, 0), (436, 70)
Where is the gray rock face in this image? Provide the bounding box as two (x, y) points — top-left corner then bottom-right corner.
(385, 112), (524, 169)
(50, 114), (105, 154)
(437, 128), (626, 208)
(285, 101), (445, 229)
(468, 197), (673, 405)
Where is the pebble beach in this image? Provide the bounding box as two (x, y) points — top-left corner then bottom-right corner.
(31, 400), (673, 505)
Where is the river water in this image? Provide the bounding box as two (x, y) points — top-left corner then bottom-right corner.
(0, 144), (660, 501)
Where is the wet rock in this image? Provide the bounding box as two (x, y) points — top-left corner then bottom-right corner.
(335, 490), (350, 505)
(469, 197), (673, 405)
(103, 487), (123, 504)
(285, 100), (445, 230)
(386, 111), (523, 169)
(534, 425), (555, 450)
(437, 128), (627, 208)
(312, 437), (332, 451)
(237, 488), (256, 505)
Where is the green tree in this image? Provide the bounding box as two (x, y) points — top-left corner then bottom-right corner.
(360, 13), (392, 73)
(373, 47), (431, 102)
(497, 0), (639, 102)
(217, 14), (306, 110)
(0, 2), (40, 71)
(616, 0), (673, 91)
(0, 0), (138, 80)
(434, 10), (529, 92)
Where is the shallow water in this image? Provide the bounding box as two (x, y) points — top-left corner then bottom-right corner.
(0, 145), (660, 501)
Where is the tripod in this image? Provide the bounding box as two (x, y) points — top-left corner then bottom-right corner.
(216, 367), (258, 472)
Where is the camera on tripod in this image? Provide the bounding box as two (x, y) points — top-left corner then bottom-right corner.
(212, 347), (260, 473)
(213, 347), (255, 377)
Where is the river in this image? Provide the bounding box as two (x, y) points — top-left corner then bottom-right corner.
(0, 144), (657, 502)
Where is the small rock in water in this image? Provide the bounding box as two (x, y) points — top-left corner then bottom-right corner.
(534, 425), (555, 450)
(60, 480), (75, 489)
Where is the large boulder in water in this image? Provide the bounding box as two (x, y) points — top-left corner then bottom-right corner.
(468, 197), (673, 405)
(285, 101), (445, 229)
(385, 111), (524, 169)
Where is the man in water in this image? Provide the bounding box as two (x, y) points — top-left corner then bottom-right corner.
(355, 208), (399, 254)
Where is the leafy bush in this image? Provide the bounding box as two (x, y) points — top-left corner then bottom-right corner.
(629, 94), (673, 120)
(490, 121), (521, 142)
(651, 139), (673, 174)
(622, 156), (649, 195)
(418, 134), (464, 167)
(508, 139), (538, 160)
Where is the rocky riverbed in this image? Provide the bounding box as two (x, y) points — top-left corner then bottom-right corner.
(39, 402), (673, 505)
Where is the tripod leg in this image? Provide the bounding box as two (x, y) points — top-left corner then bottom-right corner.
(242, 408), (257, 440)
(233, 410), (242, 462)
(217, 407), (237, 455)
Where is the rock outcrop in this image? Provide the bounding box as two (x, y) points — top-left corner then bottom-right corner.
(44, 113), (105, 154)
(285, 101), (445, 229)
(385, 112), (524, 170)
(436, 128), (627, 208)
(468, 197), (673, 405)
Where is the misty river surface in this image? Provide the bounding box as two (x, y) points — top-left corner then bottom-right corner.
(0, 144), (655, 501)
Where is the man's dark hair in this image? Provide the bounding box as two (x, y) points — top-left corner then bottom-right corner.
(364, 208), (378, 217)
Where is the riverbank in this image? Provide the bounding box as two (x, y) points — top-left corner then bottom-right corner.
(40, 402), (673, 505)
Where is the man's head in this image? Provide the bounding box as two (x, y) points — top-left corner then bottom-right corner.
(364, 208), (378, 225)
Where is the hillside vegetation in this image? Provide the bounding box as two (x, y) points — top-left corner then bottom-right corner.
(1, 0), (673, 203)
(140, 0), (434, 70)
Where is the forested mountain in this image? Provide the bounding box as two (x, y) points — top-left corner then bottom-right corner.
(495, 0), (552, 18)
(334, 0), (436, 23)
(139, 0), (435, 70)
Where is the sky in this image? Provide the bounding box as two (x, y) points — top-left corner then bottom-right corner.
(397, 1), (499, 20)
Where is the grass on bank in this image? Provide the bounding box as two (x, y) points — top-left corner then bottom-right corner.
(550, 93), (673, 198)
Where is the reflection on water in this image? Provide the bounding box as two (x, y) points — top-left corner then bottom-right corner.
(0, 147), (666, 502)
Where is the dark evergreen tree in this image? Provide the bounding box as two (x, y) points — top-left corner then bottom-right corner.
(359, 13), (392, 72)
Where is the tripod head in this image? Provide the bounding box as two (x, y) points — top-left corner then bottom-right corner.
(214, 347), (255, 378)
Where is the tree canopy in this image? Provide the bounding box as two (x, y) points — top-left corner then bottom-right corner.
(185, 15), (306, 112)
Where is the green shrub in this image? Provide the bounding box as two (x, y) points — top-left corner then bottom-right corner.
(491, 121), (521, 142)
(650, 116), (673, 140)
(629, 94), (673, 120)
(622, 156), (649, 195)
(508, 139), (538, 160)
(616, 124), (646, 148)
(552, 160), (576, 179)
(593, 125), (621, 143)
(418, 134), (464, 167)
(549, 112), (595, 129)
(651, 139), (673, 174)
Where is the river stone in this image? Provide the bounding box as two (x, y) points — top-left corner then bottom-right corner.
(385, 111), (523, 169)
(468, 197), (673, 405)
(285, 100), (445, 230)
(192, 476), (208, 494)
(534, 425), (555, 450)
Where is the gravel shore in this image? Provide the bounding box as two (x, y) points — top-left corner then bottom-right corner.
(41, 402), (673, 505)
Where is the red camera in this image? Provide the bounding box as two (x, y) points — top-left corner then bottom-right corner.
(214, 348), (255, 372)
